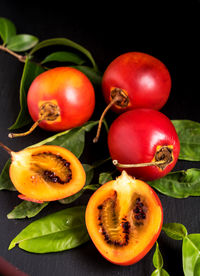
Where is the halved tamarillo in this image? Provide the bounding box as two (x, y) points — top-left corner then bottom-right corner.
(93, 52), (171, 142)
(0, 143), (86, 202)
(108, 109), (180, 181)
(9, 67), (95, 138)
(85, 170), (163, 266)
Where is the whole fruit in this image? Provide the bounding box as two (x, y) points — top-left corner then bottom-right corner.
(85, 170), (163, 265)
(102, 52), (171, 113)
(9, 67), (95, 138)
(108, 109), (180, 181)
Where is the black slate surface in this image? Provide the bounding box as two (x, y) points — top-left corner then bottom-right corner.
(0, 1), (200, 276)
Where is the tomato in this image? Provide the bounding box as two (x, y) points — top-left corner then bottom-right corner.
(9, 67), (95, 138)
(93, 52), (171, 143)
(108, 109), (180, 181)
(85, 170), (163, 265)
(102, 52), (171, 113)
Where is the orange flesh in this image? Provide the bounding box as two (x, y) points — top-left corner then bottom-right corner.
(85, 171), (163, 265)
(9, 145), (86, 202)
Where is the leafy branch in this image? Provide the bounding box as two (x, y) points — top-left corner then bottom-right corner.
(162, 222), (200, 276)
(0, 17), (38, 62)
(0, 17), (101, 131)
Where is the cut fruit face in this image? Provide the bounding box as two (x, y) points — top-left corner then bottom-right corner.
(85, 171), (163, 266)
(31, 151), (72, 184)
(9, 145), (86, 202)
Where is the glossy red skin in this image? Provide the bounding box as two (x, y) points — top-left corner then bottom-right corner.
(102, 52), (171, 113)
(27, 67), (95, 131)
(108, 109), (180, 181)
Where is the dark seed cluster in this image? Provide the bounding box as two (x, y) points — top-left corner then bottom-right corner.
(133, 197), (146, 222)
(55, 154), (71, 168)
(97, 204), (131, 247)
(121, 217), (130, 246)
(44, 170), (70, 184)
(33, 151), (72, 184)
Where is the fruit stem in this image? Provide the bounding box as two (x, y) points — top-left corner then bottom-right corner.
(0, 141), (12, 155)
(0, 45), (26, 62)
(113, 159), (167, 168)
(8, 102), (60, 138)
(8, 119), (43, 138)
(93, 90), (128, 143)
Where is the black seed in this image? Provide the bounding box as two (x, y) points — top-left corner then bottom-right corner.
(122, 221), (130, 232)
(134, 207), (140, 213)
(136, 197), (141, 203)
(135, 221), (143, 226)
(97, 205), (103, 210)
(125, 234), (129, 241)
(135, 214), (141, 220)
(107, 240), (112, 244)
(142, 213), (146, 219)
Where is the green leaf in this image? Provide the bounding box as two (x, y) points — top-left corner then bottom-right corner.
(30, 38), (98, 70)
(151, 242), (170, 276)
(153, 242), (163, 269)
(0, 159), (15, 191)
(72, 65), (102, 85)
(151, 269), (170, 276)
(0, 17), (16, 44)
(41, 51), (85, 65)
(9, 206), (89, 253)
(7, 201), (48, 219)
(99, 172), (113, 185)
(172, 120), (200, 161)
(183, 234), (200, 276)
(149, 168), (200, 198)
(194, 257), (200, 276)
(58, 190), (84, 205)
(6, 34), (39, 52)
(9, 59), (45, 130)
(162, 223), (187, 240)
(34, 120), (98, 158)
(83, 184), (100, 191)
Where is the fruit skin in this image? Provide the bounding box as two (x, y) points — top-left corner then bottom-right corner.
(9, 145), (86, 202)
(108, 109), (180, 181)
(85, 171), (163, 266)
(102, 52), (171, 113)
(27, 67), (95, 131)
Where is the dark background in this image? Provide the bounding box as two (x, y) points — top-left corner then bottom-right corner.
(0, 1), (200, 275)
